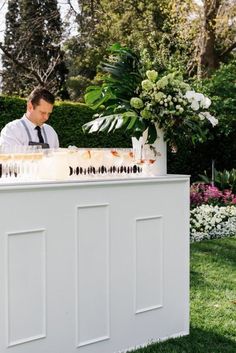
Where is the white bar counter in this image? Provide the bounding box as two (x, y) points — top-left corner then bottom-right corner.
(0, 175), (190, 353)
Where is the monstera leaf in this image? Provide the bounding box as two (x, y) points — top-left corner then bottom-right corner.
(84, 44), (142, 111)
(83, 111), (146, 138)
(84, 86), (116, 110)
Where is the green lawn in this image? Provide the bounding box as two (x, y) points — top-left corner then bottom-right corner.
(131, 237), (236, 353)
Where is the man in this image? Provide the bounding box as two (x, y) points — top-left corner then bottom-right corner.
(0, 88), (59, 148)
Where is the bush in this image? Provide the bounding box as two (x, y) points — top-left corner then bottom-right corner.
(168, 60), (236, 180)
(199, 168), (236, 194)
(0, 96), (131, 148)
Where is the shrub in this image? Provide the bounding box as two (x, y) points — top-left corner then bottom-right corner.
(199, 168), (236, 194)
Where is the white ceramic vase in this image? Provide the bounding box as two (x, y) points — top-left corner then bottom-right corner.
(132, 124), (167, 175)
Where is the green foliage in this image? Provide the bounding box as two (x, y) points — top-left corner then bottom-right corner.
(83, 44), (149, 140)
(2, 0), (22, 94)
(63, 0), (179, 100)
(0, 95), (131, 148)
(202, 60), (236, 136)
(199, 169), (236, 194)
(1, 0), (68, 97)
(168, 60), (236, 180)
(83, 45), (217, 145)
(64, 0), (236, 100)
(66, 75), (92, 102)
(84, 44), (142, 107)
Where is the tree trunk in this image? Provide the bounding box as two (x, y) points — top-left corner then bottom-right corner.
(199, 0), (221, 77)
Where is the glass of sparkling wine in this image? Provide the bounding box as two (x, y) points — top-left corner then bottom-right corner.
(0, 146), (12, 179)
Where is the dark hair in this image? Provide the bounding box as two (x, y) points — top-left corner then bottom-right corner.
(28, 87), (55, 107)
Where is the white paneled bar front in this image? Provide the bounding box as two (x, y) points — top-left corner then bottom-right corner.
(7, 229), (46, 347)
(0, 176), (189, 353)
(135, 216), (163, 314)
(76, 204), (110, 347)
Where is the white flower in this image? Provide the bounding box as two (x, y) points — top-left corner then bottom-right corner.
(190, 205), (236, 242)
(185, 90), (204, 102)
(190, 100), (200, 111)
(200, 96), (211, 109)
(194, 93), (205, 102)
(185, 90), (212, 112)
(199, 112), (219, 127)
(185, 90), (196, 100)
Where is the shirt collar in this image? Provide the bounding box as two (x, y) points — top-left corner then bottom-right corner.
(23, 114), (44, 130)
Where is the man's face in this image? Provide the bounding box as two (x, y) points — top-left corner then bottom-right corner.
(27, 99), (54, 126)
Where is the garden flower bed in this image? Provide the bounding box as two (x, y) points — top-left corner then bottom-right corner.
(190, 183), (236, 242)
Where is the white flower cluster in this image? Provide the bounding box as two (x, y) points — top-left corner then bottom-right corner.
(190, 205), (236, 242)
(185, 90), (218, 127)
(131, 71), (219, 131)
(209, 217), (236, 239)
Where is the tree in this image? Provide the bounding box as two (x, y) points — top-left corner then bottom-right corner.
(64, 0), (171, 100)
(64, 0), (236, 99)
(0, 0), (68, 98)
(1, 0), (22, 93)
(167, 0), (236, 77)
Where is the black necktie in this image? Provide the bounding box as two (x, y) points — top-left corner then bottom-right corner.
(35, 126), (44, 143)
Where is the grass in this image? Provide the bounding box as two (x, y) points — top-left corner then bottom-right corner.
(131, 237), (236, 353)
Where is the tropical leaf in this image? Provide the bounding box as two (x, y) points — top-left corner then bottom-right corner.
(199, 173), (211, 183)
(82, 114), (126, 134)
(147, 123), (158, 144)
(108, 116), (120, 132)
(126, 116), (138, 130)
(84, 86), (116, 110)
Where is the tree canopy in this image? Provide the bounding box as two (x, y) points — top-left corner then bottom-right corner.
(0, 0), (68, 97)
(65, 0), (236, 92)
(0, 0), (235, 100)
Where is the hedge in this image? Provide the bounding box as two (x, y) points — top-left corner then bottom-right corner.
(0, 96), (131, 148)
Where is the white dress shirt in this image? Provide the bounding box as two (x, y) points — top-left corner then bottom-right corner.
(0, 114), (59, 148)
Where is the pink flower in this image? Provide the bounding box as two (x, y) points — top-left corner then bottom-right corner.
(190, 183), (236, 207)
(204, 186), (222, 202)
(232, 197), (236, 205)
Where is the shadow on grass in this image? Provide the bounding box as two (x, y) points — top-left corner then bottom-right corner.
(191, 237), (236, 267)
(190, 237), (236, 290)
(130, 326), (236, 353)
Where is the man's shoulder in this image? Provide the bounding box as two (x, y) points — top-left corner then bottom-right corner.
(3, 119), (22, 129)
(43, 123), (57, 134)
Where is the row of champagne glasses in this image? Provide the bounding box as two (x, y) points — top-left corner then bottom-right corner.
(0, 145), (43, 180)
(64, 147), (157, 179)
(0, 146), (159, 181)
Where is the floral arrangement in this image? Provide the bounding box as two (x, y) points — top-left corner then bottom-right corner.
(82, 45), (218, 145)
(128, 70), (218, 143)
(190, 204), (236, 242)
(190, 183), (236, 207)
